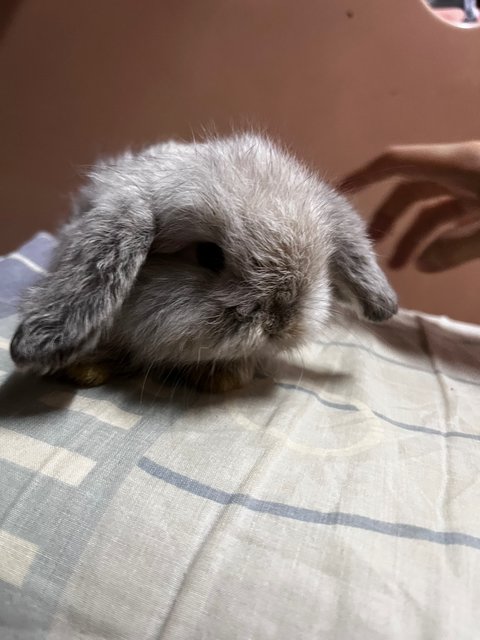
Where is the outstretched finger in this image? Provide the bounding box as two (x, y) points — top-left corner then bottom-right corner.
(368, 181), (448, 241)
(338, 154), (399, 193)
(389, 198), (463, 269)
(338, 144), (467, 194)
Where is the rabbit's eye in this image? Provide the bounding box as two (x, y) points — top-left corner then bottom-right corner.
(196, 242), (225, 273)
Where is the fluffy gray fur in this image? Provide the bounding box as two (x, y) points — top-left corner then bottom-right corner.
(10, 133), (397, 388)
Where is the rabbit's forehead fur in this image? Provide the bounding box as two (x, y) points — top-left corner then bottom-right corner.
(94, 134), (334, 291)
(96, 133), (334, 256)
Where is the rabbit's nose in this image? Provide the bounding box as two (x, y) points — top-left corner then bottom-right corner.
(263, 295), (295, 337)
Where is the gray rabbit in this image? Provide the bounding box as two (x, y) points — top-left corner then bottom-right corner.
(10, 133), (397, 391)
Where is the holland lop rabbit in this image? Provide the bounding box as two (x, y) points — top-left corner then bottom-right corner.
(10, 134), (397, 392)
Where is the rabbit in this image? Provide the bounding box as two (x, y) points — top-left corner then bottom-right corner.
(10, 133), (397, 392)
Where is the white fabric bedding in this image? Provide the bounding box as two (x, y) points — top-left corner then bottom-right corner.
(0, 233), (479, 639)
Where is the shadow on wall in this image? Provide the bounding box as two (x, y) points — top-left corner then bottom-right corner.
(0, 0), (479, 323)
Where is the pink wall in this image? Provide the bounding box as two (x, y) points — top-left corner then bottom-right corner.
(1, 0), (479, 322)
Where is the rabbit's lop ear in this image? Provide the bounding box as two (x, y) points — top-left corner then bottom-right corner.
(329, 198), (398, 322)
(10, 204), (155, 373)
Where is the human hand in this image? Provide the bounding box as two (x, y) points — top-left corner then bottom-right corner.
(338, 142), (480, 272)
